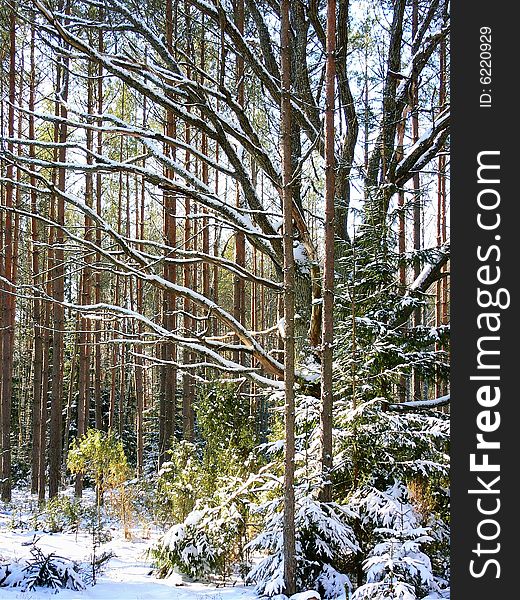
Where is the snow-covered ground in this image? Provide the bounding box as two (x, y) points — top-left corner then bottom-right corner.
(0, 489), (257, 600)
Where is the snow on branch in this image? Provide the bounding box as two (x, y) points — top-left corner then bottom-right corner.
(409, 239), (450, 293)
(384, 394), (450, 411)
(1, 169), (285, 379)
(394, 239), (450, 327)
(394, 107), (450, 187)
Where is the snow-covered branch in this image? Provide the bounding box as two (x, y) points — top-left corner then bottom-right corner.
(385, 394), (450, 411)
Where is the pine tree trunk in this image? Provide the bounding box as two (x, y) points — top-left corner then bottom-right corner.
(436, 37), (447, 398)
(411, 0), (422, 400)
(397, 108), (408, 403)
(280, 0), (296, 594)
(38, 287), (52, 502)
(134, 173), (145, 475)
(320, 0), (336, 504)
(29, 22), (45, 496)
(182, 3), (195, 442)
(75, 60), (95, 496)
(134, 91), (147, 475)
(94, 12), (104, 431)
(0, 9), (17, 502)
(233, 0), (246, 366)
(49, 54), (68, 498)
(159, 0), (178, 464)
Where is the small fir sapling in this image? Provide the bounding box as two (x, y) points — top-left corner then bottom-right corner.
(350, 482), (442, 600)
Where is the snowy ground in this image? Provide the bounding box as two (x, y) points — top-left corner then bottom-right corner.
(0, 489), (258, 600)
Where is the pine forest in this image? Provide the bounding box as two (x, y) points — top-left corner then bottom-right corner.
(0, 1), (450, 599)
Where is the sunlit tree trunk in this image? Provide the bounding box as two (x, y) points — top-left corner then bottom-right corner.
(93, 11), (104, 431)
(75, 57), (95, 496)
(320, 0), (336, 504)
(233, 0), (246, 366)
(280, 0), (296, 593)
(0, 9), (17, 502)
(411, 0), (422, 400)
(29, 22), (44, 495)
(49, 41), (69, 498)
(436, 37), (448, 398)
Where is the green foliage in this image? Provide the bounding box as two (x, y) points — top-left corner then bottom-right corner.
(195, 382), (259, 478)
(156, 382), (260, 526)
(335, 225), (449, 407)
(157, 440), (203, 524)
(151, 381), (263, 581)
(333, 399), (450, 493)
(246, 492), (358, 598)
(9, 455), (31, 487)
(42, 495), (81, 533)
(150, 500), (247, 581)
(67, 429), (131, 503)
(150, 474), (251, 582)
(350, 482), (447, 600)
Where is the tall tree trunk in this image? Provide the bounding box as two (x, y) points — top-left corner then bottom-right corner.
(411, 0), (422, 400)
(320, 0), (336, 504)
(134, 90), (148, 475)
(0, 9), (17, 502)
(93, 11), (104, 431)
(49, 47), (69, 497)
(75, 58), (95, 496)
(29, 21), (44, 494)
(160, 0), (178, 463)
(182, 0), (195, 442)
(280, 0), (296, 594)
(63, 337), (78, 478)
(38, 300), (51, 502)
(436, 37), (447, 398)
(397, 107), (408, 403)
(200, 19), (210, 301)
(233, 0), (246, 366)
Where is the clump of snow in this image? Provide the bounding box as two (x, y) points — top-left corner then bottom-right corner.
(289, 590), (321, 600)
(293, 242), (311, 274)
(298, 355), (321, 383)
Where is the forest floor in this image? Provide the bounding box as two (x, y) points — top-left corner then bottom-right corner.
(0, 488), (257, 600)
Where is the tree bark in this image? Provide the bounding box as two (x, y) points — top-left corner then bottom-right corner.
(319, 0), (336, 504)
(28, 22), (45, 496)
(93, 10), (104, 431)
(280, 0), (296, 594)
(49, 60), (68, 498)
(411, 0), (422, 400)
(0, 8), (17, 502)
(233, 0), (247, 366)
(75, 57), (95, 496)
